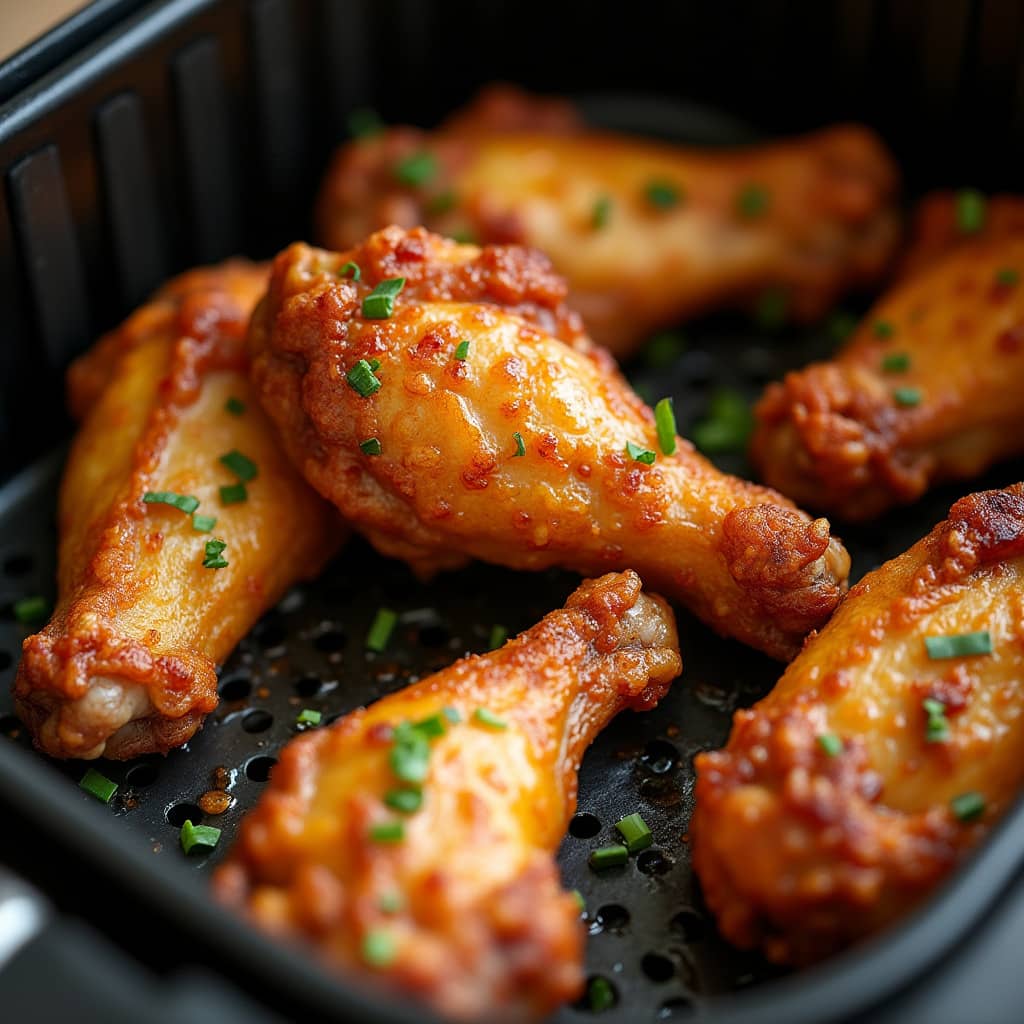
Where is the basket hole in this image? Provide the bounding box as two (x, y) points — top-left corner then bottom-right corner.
(293, 675), (322, 697)
(568, 812), (601, 838)
(3, 553), (32, 577)
(678, 350), (714, 387)
(640, 739), (679, 774)
(313, 628), (347, 653)
(218, 676), (251, 701)
(125, 762), (159, 787)
(642, 952), (675, 982)
(0, 650), (11, 672)
(418, 623), (450, 647)
(255, 619), (287, 649)
(671, 908), (707, 942)
(245, 755), (277, 782)
(241, 709), (273, 733)
(637, 849), (673, 876)
(657, 995), (695, 1019)
(0, 714), (22, 737)
(594, 904), (629, 934)
(166, 802), (203, 827)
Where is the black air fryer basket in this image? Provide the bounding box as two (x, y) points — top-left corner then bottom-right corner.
(2, 2), (1024, 1022)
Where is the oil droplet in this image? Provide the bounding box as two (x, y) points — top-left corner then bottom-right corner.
(198, 790), (234, 815)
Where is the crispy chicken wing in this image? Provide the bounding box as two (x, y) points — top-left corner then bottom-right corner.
(693, 484), (1024, 966)
(316, 86), (900, 356)
(14, 264), (341, 760)
(752, 236), (1024, 521)
(214, 570), (681, 1022)
(248, 227), (850, 660)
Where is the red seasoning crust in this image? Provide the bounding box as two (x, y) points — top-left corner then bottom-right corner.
(693, 485), (1024, 965)
(215, 571), (681, 1022)
(14, 263), (342, 760)
(752, 235), (1024, 521)
(249, 227), (850, 660)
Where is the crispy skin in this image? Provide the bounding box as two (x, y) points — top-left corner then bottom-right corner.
(316, 86), (900, 356)
(214, 570), (681, 1021)
(752, 236), (1024, 521)
(693, 484), (1024, 966)
(14, 264), (342, 760)
(249, 228), (850, 660)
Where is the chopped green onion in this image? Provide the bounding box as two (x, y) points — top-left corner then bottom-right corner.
(644, 180), (681, 209)
(296, 708), (322, 727)
(368, 358), (381, 371)
(339, 261), (361, 281)
(654, 397), (677, 455)
(737, 183), (769, 219)
(225, 396), (246, 415)
(369, 821), (405, 843)
(754, 286), (788, 330)
(426, 189), (458, 215)
(955, 188), (986, 234)
(366, 607), (397, 652)
(360, 437), (382, 456)
(218, 483), (247, 505)
(473, 707), (508, 730)
(643, 331), (686, 367)
(881, 352), (910, 373)
(377, 891), (403, 914)
(512, 431), (526, 457)
(202, 538), (228, 569)
(13, 595), (49, 624)
(362, 277), (406, 319)
(873, 320), (895, 340)
(219, 449), (258, 482)
(817, 733), (842, 757)
(384, 788), (423, 813)
(180, 819), (221, 854)
(571, 889), (586, 913)
(923, 697), (950, 744)
(592, 195), (613, 229)
(362, 929), (397, 967)
(347, 107), (383, 139)
(893, 386), (921, 408)
(625, 440), (656, 465)
(191, 513), (217, 533)
(615, 812), (653, 853)
(588, 976), (616, 1012)
(489, 624), (508, 649)
(346, 357), (383, 395)
(79, 768), (117, 803)
(394, 151), (437, 187)
(995, 267), (1020, 287)
(143, 491), (200, 514)
(454, 340), (470, 360)
(589, 844), (628, 870)
(951, 791), (986, 822)
(412, 714), (447, 740)
(925, 631), (992, 659)
(442, 706), (462, 724)
(691, 389), (754, 454)
(390, 724), (430, 784)
(827, 311), (858, 344)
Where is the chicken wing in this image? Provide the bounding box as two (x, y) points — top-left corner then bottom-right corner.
(214, 570), (681, 1021)
(692, 484), (1024, 966)
(316, 85), (900, 357)
(14, 264), (342, 760)
(752, 235), (1024, 521)
(248, 227), (850, 660)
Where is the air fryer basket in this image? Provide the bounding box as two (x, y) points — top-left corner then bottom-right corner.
(3, 2), (1024, 1022)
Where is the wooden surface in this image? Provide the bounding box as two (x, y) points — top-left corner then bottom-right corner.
(0, 1), (88, 61)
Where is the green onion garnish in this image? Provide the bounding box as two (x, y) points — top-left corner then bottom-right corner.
(489, 624), (508, 650)
(995, 267), (1020, 287)
(691, 389), (754, 454)
(625, 440), (656, 465)
(339, 260), (361, 281)
(442, 706), (462, 724)
(219, 449), (258, 482)
(218, 483), (247, 505)
(512, 431), (526, 457)
(881, 352), (910, 373)
(346, 357), (383, 395)
(378, 891), (403, 914)
(394, 151), (436, 188)
(644, 180), (681, 209)
(951, 791), (985, 822)
(643, 331), (686, 367)
(454, 340), (470, 360)
(143, 491), (200, 514)
(654, 397), (677, 455)
(589, 844), (628, 870)
(426, 189), (458, 215)
(369, 821), (405, 843)
(817, 733), (842, 757)
(955, 189), (986, 234)
(592, 195), (613, 229)
(873, 320), (895, 340)
(180, 819), (221, 854)
(385, 788), (423, 814)
(827, 311), (858, 343)
(191, 513), (217, 532)
(367, 607), (397, 652)
(362, 277), (406, 320)
(413, 714), (447, 739)
(923, 697), (950, 743)
(360, 437), (382, 456)
(390, 724), (430, 784)
(13, 595), (49, 624)
(893, 386), (921, 408)
(347, 107), (382, 139)
(224, 396), (246, 415)
(202, 538), (229, 569)
(79, 768), (117, 803)
(473, 708), (508, 730)
(737, 183), (769, 219)
(571, 889), (586, 913)
(615, 812), (653, 853)
(362, 929), (397, 967)
(588, 976), (616, 1012)
(296, 708), (322, 727)
(925, 630), (992, 659)
(754, 286), (788, 330)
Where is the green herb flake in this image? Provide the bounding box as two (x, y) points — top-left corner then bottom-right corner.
(390, 724), (430, 784)
(79, 768), (117, 803)
(644, 180), (682, 209)
(426, 189), (458, 215)
(296, 708), (322, 727)
(346, 357), (383, 395)
(881, 352), (911, 373)
(473, 707), (508, 730)
(737, 183), (769, 219)
(202, 538), (229, 569)
(955, 188), (987, 235)
(995, 267), (1020, 288)
(951, 791), (986, 822)
(224, 396), (246, 416)
(367, 607), (398, 653)
(654, 397), (677, 455)
(219, 449), (258, 483)
(625, 440), (656, 465)
(362, 277), (406, 320)
(922, 697), (950, 744)
(690, 389), (754, 454)
(925, 631), (993, 660)
(873, 319), (895, 340)
(191, 513), (217, 533)
(143, 491), (200, 515)
(588, 844), (628, 871)
(369, 821), (405, 844)
(817, 733), (843, 757)
(362, 929), (397, 967)
(442, 706), (462, 724)
(384, 788), (423, 814)
(454, 340), (470, 360)
(571, 889), (586, 913)
(893, 386), (922, 408)
(13, 595), (49, 624)
(180, 819), (222, 854)
(588, 976), (616, 1012)
(218, 483), (247, 506)
(512, 431), (526, 457)
(592, 195), (613, 229)
(394, 151), (437, 188)
(377, 891), (403, 915)
(489, 624), (508, 650)
(615, 812), (653, 853)
(360, 437), (382, 456)
(412, 714), (447, 740)
(339, 261), (361, 281)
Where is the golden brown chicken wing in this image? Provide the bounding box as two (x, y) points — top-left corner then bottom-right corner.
(752, 236), (1024, 521)
(692, 484), (1024, 966)
(214, 570), (681, 1021)
(248, 227), (849, 660)
(316, 86), (900, 356)
(14, 264), (341, 760)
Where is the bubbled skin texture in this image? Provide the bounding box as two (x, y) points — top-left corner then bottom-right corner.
(249, 228), (850, 660)
(214, 570), (681, 1022)
(316, 85), (901, 357)
(14, 264), (342, 760)
(693, 484), (1024, 966)
(752, 236), (1024, 521)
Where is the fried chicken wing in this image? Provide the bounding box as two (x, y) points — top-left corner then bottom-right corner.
(214, 570), (681, 1021)
(752, 236), (1024, 521)
(248, 227), (850, 660)
(693, 484), (1024, 966)
(13, 264), (341, 760)
(316, 86), (900, 356)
